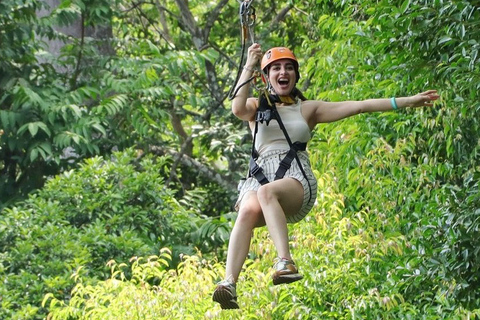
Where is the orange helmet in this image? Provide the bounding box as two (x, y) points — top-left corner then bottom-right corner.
(261, 47), (300, 83)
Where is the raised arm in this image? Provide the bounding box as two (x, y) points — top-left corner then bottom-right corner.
(231, 43), (263, 121)
(305, 90), (440, 125)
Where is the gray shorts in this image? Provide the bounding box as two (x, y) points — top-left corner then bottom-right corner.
(235, 149), (317, 223)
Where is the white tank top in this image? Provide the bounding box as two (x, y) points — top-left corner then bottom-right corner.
(254, 99), (311, 155)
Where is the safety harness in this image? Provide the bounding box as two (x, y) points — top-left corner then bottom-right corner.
(230, 0), (313, 204)
(249, 93), (308, 185)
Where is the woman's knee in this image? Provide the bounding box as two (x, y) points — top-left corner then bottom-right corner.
(237, 200), (264, 228)
(256, 179), (304, 216)
(256, 184), (276, 205)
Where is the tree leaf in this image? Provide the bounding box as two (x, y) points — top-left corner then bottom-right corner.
(438, 36), (452, 45)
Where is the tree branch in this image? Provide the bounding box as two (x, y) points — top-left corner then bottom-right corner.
(155, 0), (174, 44)
(175, 0), (203, 47)
(272, 4), (294, 26)
(168, 97), (192, 157)
(70, 12), (85, 90)
(203, 0), (230, 41)
(144, 0), (234, 190)
(150, 145), (237, 190)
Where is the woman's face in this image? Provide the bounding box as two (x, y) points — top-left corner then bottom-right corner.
(267, 59), (296, 96)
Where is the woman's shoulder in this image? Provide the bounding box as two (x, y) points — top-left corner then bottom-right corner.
(301, 99), (326, 107)
(300, 100), (328, 128)
(300, 99), (327, 113)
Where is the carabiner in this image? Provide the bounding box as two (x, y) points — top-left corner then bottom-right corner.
(240, 0), (255, 26)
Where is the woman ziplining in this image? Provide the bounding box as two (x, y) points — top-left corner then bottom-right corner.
(213, 2), (440, 311)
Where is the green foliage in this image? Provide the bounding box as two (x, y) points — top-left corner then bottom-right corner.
(301, 0), (479, 307)
(2, 0), (480, 319)
(44, 172), (480, 319)
(0, 149), (232, 320)
(0, 0), (116, 205)
(1, 0), (246, 211)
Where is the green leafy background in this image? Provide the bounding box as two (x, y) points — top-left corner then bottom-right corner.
(1, 0), (479, 319)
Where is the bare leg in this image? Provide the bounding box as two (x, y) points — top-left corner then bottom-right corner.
(256, 178), (304, 260)
(225, 191), (265, 283)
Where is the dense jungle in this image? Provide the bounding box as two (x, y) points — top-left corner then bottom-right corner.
(1, 0), (479, 319)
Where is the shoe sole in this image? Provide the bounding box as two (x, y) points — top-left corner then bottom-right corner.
(212, 288), (239, 309)
(272, 273), (303, 285)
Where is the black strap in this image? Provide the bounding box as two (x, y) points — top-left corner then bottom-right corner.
(274, 142), (306, 181)
(270, 103), (312, 191)
(248, 142), (306, 185)
(249, 157), (269, 185)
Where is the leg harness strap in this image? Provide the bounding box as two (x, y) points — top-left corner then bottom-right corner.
(274, 142), (306, 181)
(248, 141), (306, 186)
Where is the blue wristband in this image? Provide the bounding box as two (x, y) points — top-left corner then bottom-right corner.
(390, 97), (398, 110)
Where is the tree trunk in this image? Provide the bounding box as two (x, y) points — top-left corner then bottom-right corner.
(37, 0), (114, 73)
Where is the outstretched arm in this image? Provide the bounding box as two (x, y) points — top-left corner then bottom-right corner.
(307, 90), (440, 125)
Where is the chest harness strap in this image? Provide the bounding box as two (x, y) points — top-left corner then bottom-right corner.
(248, 92), (310, 192)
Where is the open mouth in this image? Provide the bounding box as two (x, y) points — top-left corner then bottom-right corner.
(278, 78), (289, 87)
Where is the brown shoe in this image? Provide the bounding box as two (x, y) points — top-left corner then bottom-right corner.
(212, 279), (239, 309)
(272, 258), (303, 285)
